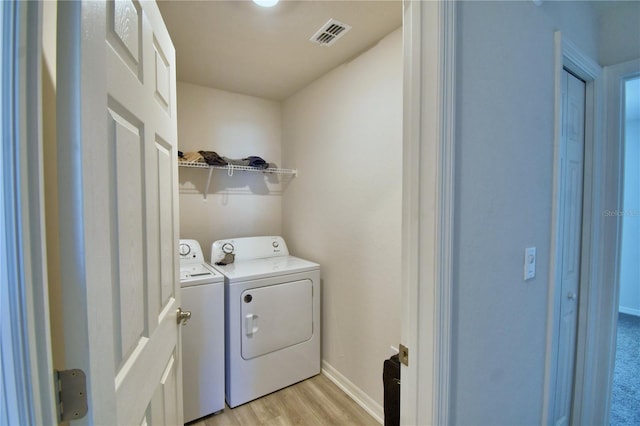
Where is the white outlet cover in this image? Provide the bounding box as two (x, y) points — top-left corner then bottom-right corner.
(524, 247), (536, 280)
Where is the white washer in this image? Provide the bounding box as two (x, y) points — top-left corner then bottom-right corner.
(210, 236), (320, 408)
(179, 239), (225, 423)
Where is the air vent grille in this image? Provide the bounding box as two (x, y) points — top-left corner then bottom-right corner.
(310, 19), (352, 46)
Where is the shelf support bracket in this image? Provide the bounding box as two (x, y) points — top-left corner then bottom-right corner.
(203, 166), (214, 200)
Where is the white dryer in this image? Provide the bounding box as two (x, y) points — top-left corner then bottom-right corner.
(210, 236), (320, 408)
(179, 239), (225, 423)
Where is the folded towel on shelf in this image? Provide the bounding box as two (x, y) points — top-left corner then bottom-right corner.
(246, 156), (269, 169)
(199, 151), (228, 166)
(221, 156), (269, 170)
(180, 151), (205, 163)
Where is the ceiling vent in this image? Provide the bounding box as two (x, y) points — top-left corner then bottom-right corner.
(309, 19), (352, 46)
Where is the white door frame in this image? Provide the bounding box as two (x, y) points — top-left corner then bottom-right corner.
(400, 1), (455, 424)
(0, 1), (57, 424)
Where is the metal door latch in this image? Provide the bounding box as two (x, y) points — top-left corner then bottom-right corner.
(56, 369), (88, 422)
(177, 307), (192, 325)
(399, 343), (409, 367)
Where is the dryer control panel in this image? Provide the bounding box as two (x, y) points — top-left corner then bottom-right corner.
(211, 236), (289, 264)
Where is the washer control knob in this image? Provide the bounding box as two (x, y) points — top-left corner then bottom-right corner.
(272, 241), (279, 248)
(179, 243), (190, 256)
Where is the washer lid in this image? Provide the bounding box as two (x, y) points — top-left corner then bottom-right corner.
(212, 256), (319, 282)
(180, 262), (223, 287)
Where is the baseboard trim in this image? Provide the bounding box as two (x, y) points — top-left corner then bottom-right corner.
(321, 361), (384, 425)
(619, 306), (640, 317)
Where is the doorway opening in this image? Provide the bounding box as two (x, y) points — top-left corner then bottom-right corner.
(610, 75), (640, 426)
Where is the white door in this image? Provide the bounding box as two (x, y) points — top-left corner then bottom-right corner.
(57, 1), (181, 424)
(552, 69), (586, 426)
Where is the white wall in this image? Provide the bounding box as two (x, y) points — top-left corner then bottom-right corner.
(177, 82), (283, 260)
(451, 2), (598, 424)
(620, 108), (640, 316)
(598, 1), (640, 67)
(281, 28), (402, 412)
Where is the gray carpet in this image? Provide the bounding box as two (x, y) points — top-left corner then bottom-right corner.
(610, 313), (640, 426)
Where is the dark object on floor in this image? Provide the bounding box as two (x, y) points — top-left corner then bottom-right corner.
(383, 354), (400, 426)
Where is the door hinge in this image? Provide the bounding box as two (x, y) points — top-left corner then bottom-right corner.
(55, 369), (88, 422)
(399, 343), (409, 366)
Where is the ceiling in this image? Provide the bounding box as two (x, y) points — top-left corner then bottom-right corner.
(157, 0), (403, 101)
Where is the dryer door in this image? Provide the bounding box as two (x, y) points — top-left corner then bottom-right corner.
(241, 279), (313, 360)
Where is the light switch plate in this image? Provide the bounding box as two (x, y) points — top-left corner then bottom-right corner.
(524, 247), (536, 280)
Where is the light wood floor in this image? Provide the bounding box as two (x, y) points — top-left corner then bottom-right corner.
(190, 374), (379, 426)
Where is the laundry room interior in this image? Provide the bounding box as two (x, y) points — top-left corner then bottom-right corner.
(159, 0), (404, 420)
(31, 0), (640, 424)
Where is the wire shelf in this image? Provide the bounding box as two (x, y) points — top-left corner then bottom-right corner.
(178, 161), (209, 169)
(178, 161), (297, 176)
(178, 160), (297, 199)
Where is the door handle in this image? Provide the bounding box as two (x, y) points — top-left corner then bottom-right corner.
(245, 314), (259, 336)
(176, 307), (192, 325)
(567, 292), (577, 300)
